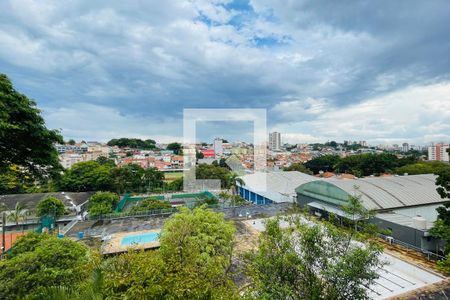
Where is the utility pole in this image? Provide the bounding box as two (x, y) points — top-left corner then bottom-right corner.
(2, 212), (6, 256)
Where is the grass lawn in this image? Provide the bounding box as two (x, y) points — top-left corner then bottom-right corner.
(164, 172), (183, 181)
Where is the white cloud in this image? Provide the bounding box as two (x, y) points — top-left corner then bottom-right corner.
(0, 1), (449, 144)
(43, 103), (183, 143)
(274, 82), (450, 145)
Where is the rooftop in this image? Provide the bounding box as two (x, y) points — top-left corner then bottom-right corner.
(0, 192), (94, 211)
(297, 174), (445, 210)
(240, 171), (317, 202)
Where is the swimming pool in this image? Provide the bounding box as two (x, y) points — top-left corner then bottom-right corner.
(120, 232), (159, 246)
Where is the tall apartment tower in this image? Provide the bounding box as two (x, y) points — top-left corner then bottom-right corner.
(213, 138), (223, 158)
(269, 132), (281, 151)
(402, 143), (410, 152)
(428, 143), (450, 162)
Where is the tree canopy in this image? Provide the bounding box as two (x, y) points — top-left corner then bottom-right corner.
(196, 163), (232, 188)
(394, 161), (450, 175)
(0, 74), (62, 178)
(283, 162), (313, 174)
(305, 155), (340, 174)
(130, 197), (172, 213)
(245, 217), (383, 299)
(58, 161), (114, 192)
(166, 142), (182, 154)
(87, 191), (119, 217)
(36, 196), (65, 218)
(101, 206), (238, 299)
(107, 138), (156, 149)
(304, 153), (417, 176)
(0, 233), (96, 300)
(58, 161), (164, 194)
(430, 158), (450, 274)
(111, 164), (164, 194)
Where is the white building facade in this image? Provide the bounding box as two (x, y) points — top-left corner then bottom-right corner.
(428, 143), (449, 162)
(213, 138), (223, 158)
(269, 132), (281, 151)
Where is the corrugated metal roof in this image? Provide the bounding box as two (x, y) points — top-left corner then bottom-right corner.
(240, 171), (317, 202)
(312, 174), (444, 210)
(375, 212), (435, 230)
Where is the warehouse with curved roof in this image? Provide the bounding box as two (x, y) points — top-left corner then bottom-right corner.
(295, 174), (448, 252)
(296, 174), (444, 211)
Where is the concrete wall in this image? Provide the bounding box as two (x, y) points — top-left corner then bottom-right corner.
(369, 217), (439, 252)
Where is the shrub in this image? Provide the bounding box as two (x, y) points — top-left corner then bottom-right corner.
(88, 192), (119, 217)
(36, 196), (65, 217)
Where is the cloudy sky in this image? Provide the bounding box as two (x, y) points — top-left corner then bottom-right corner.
(1, 0), (450, 145)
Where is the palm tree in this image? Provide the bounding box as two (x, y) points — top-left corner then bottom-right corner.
(226, 173), (245, 217)
(227, 173), (245, 196)
(32, 268), (104, 300)
(0, 203), (6, 214)
(7, 201), (28, 229)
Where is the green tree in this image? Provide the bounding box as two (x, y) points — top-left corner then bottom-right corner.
(227, 172), (245, 195)
(342, 192), (376, 232)
(245, 218), (383, 300)
(31, 268), (104, 300)
(100, 206), (238, 299)
(7, 201), (29, 227)
(166, 142), (182, 154)
(334, 153), (416, 176)
(67, 139), (76, 145)
(101, 250), (166, 299)
(196, 150), (204, 159)
(196, 163), (231, 188)
(111, 163), (144, 194)
(107, 138), (156, 149)
(0, 74), (63, 178)
(88, 192), (119, 217)
(394, 161), (450, 175)
(59, 161), (113, 192)
(430, 161), (450, 274)
(111, 164), (163, 194)
(165, 176), (183, 192)
(36, 197), (65, 218)
(95, 156), (116, 168)
(0, 164), (37, 194)
(159, 206), (237, 299)
(283, 163), (313, 174)
(0, 232), (96, 300)
(143, 167), (164, 192)
(305, 155), (340, 174)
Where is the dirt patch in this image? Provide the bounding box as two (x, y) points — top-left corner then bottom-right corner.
(233, 220), (259, 253)
(230, 220), (261, 290)
(378, 238), (445, 275)
(387, 278), (450, 300)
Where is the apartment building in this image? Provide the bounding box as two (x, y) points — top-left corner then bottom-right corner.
(428, 143), (450, 162)
(269, 132), (281, 151)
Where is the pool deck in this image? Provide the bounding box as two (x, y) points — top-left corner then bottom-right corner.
(101, 229), (161, 255)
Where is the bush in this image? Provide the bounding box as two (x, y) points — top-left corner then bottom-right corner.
(0, 232), (96, 300)
(130, 198), (172, 213)
(88, 192), (119, 217)
(36, 196), (65, 217)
